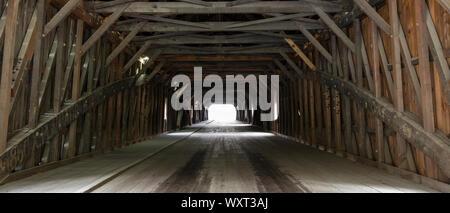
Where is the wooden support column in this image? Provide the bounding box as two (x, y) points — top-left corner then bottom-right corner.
(28, 0), (46, 128)
(331, 36), (342, 155)
(105, 44), (117, 150)
(388, 0), (408, 169)
(114, 53), (125, 147)
(354, 19), (367, 158)
(341, 43), (354, 154)
(303, 78), (311, 143)
(371, 20), (384, 164)
(414, 0), (437, 178)
(309, 78), (316, 147)
(50, 18), (67, 162)
(323, 62), (333, 151)
(313, 52), (323, 146)
(298, 79), (305, 141)
(0, 0), (20, 153)
(67, 19), (84, 158)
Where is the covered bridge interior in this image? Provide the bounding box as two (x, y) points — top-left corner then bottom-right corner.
(0, 0), (449, 192)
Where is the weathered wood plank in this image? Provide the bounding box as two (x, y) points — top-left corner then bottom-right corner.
(28, 0), (46, 128)
(377, 31), (394, 98)
(282, 31), (316, 71)
(87, 1), (345, 14)
(112, 21), (326, 32)
(68, 19), (84, 158)
(388, 0), (408, 170)
(425, 4), (450, 106)
(296, 22), (332, 63)
(224, 14), (315, 29)
(38, 34), (59, 108)
(105, 22), (144, 66)
(415, 0), (435, 131)
(398, 20), (422, 107)
(354, 19), (367, 158)
(371, 20), (384, 164)
(313, 6), (356, 52)
(81, 3), (129, 55)
(0, 0), (20, 153)
(123, 41), (151, 72)
(43, 0), (81, 36)
(353, 0), (391, 35)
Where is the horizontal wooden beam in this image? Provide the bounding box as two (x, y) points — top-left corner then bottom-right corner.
(86, 1), (345, 14)
(223, 13), (319, 29)
(154, 46), (295, 54)
(178, 0), (213, 7)
(133, 35), (305, 45)
(174, 67), (267, 72)
(172, 61), (272, 67)
(92, 0), (134, 9)
(112, 21), (325, 32)
(160, 55), (274, 61)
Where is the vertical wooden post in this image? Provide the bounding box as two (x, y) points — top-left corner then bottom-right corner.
(414, 0), (435, 133)
(414, 0), (437, 178)
(298, 79), (305, 141)
(50, 18), (67, 161)
(290, 82), (295, 137)
(114, 53), (124, 146)
(388, 0), (408, 169)
(341, 43), (353, 154)
(105, 43), (116, 150)
(303, 79), (310, 143)
(67, 19), (84, 158)
(323, 81), (333, 151)
(354, 19), (367, 158)
(371, 20), (384, 164)
(29, 0), (46, 128)
(331, 35), (343, 155)
(0, 0), (20, 153)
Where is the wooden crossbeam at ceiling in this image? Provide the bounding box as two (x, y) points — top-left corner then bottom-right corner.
(86, 1), (346, 14)
(112, 21), (326, 32)
(159, 55), (275, 61)
(133, 35), (306, 45)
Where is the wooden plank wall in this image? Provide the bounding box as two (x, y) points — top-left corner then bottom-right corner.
(0, 1), (194, 180)
(265, 0), (449, 184)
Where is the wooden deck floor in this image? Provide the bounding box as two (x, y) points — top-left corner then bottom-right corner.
(0, 121), (437, 193)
